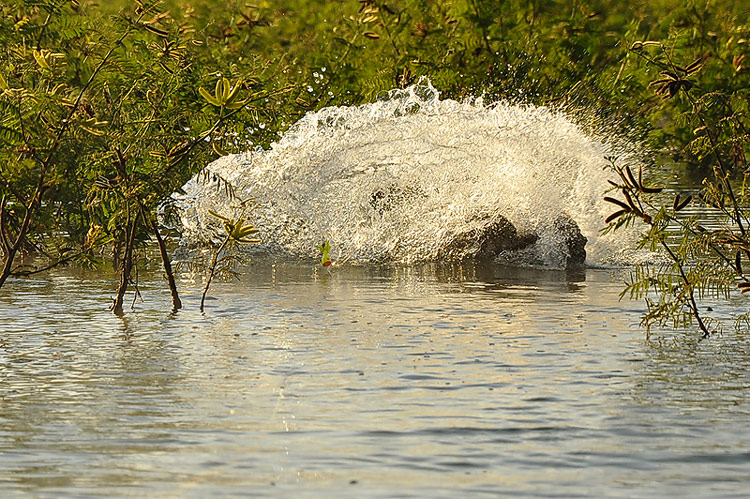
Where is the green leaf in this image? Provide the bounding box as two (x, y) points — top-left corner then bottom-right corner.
(199, 86), (221, 106)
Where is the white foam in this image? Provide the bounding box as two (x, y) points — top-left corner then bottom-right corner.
(175, 80), (641, 269)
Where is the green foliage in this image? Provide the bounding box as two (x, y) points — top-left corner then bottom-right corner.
(199, 198), (261, 312)
(603, 34), (750, 336)
(0, 0), (297, 310)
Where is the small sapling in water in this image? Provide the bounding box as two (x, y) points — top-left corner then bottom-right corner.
(200, 199), (261, 312)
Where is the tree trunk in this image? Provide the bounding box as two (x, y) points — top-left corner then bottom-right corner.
(0, 196), (14, 287)
(111, 247), (132, 316)
(0, 191), (41, 290)
(0, 247), (17, 289)
(111, 215), (137, 316)
(150, 217), (182, 311)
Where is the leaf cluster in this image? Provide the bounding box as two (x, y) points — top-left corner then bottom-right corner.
(0, 0), (300, 309)
(603, 32), (750, 336)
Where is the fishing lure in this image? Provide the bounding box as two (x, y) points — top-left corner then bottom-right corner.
(318, 240), (332, 267)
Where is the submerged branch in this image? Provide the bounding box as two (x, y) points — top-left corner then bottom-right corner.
(200, 235), (231, 312)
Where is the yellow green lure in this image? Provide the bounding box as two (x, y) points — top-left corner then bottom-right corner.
(319, 240), (332, 267)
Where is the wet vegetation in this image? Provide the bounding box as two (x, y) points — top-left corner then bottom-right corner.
(1, 0), (748, 334)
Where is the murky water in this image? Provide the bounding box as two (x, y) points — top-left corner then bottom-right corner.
(1, 263), (748, 497)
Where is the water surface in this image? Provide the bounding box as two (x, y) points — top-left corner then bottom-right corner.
(1, 263), (748, 497)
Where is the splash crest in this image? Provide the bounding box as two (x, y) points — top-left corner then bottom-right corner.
(176, 81), (636, 269)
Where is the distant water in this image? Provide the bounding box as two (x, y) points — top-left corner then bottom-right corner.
(176, 80), (641, 269)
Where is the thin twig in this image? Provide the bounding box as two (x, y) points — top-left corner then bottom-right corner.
(659, 238), (711, 338)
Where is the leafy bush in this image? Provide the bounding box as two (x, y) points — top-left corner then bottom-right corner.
(0, 0), (297, 312)
(604, 31), (749, 337)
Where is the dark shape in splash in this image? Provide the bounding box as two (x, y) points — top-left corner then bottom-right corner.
(370, 185), (587, 267)
(552, 214), (587, 268)
(438, 213), (586, 267)
(369, 183), (426, 215)
(438, 214), (538, 259)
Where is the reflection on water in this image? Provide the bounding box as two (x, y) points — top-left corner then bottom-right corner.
(0, 263), (748, 497)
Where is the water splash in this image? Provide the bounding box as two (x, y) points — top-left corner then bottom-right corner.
(175, 80), (639, 269)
